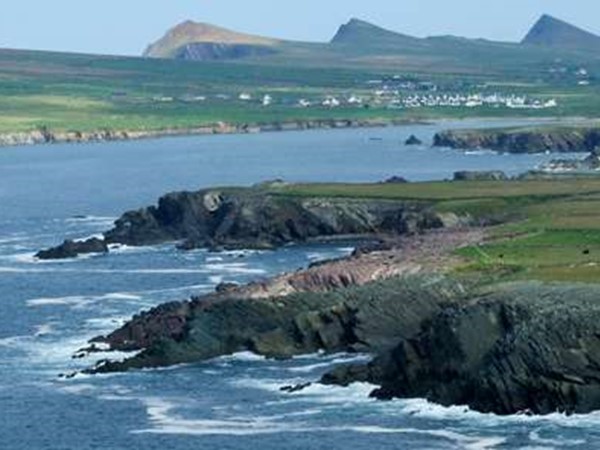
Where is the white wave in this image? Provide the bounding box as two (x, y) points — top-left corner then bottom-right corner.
(287, 354), (372, 373)
(85, 317), (128, 330)
(209, 275), (223, 285)
(232, 376), (377, 406)
(204, 263), (267, 275)
(132, 396), (505, 446)
(306, 252), (335, 262)
(3, 252), (37, 264)
(64, 216), (116, 227)
(387, 398), (600, 428)
(464, 150), (497, 156)
(59, 383), (97, 395)
(134, 397), (302, 436)
(529, 429), (586, 446)
(514, 447), (555, 450)
(0, 236), (26, 245)
(107, 244), (163, 255)
(215, 351), (268, 363)
(221, 249), (265, 258)
(336, 426), (506, 449)
(206, 256), (224, 263)
(0, 266), (211, 274)
(34, 323), (55, 337)
(27, 292), (143, 309)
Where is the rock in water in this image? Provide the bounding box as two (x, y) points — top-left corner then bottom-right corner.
(35, 237), (108, 260)
(404, 135), (423, 146)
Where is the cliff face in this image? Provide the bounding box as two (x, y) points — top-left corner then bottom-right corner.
(433, 127), (600, 153)
(323, 282), (600, 415)
(143, 20), (279, 60)
(88, 275), (468, 372)
(173, 42), (277, 60)
(102, 187), (446, 250)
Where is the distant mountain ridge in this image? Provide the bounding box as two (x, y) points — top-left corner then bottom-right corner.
(144, 15), (599, 63)
(522, 14), (600, 52)
(331, 18), (421, 46)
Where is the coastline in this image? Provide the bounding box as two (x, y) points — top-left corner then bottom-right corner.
(0, 118), (425, 148)
(0, 116), (592, 149)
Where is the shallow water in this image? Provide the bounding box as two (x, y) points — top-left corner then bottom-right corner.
(1, 121), (597, 449)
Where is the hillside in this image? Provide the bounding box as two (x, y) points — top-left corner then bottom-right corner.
(330, 18), (424, 49)
(141, 16), (600, 79)
(144, 20), (280, 59)
(522, 14), (600, 53)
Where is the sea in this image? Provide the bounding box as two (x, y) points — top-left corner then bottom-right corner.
(1, 120), (598, 449)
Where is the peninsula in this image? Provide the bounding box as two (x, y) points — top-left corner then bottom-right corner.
(42, 176), (600, 415)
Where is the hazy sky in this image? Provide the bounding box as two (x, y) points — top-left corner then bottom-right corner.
(1, 0), (599, 56)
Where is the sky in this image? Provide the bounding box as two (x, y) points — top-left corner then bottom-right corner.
(1, 0), (599, 56)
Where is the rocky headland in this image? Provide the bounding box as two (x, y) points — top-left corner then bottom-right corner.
(83, 229), (482, 372)
(37, 183), (457, 259)
(433, 126), (600, 153)
(51, 178), (600, 416)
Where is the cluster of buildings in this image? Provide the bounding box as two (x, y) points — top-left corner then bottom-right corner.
(294, 92), (557, 110)
(392, 93), (558, 110)
(151, 88), (558, 111)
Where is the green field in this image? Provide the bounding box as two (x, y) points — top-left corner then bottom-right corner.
(271, 177), (600, 283)
(0, 45), (599, 136)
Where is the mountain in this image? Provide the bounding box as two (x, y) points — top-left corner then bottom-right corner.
(144, 20), (280, 60)
(522, 14), (600, 52)
(331, 18), (422, 48)
(141, 16), (600, 76)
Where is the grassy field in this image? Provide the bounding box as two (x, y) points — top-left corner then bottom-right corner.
(272, 177), (600, 283)
(0, 47), (599, 135)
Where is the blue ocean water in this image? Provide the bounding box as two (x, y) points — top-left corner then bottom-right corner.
(1, 121), (598, 449)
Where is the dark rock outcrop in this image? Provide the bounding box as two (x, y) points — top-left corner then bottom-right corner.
(87, 275), (467, 373)
(102, 188), (445, 250)
(35, 237), (108, 260)
(434, 127), (600, 154)
(404, 135), (423, 146)
(453, 170), (508, 181)
(323, 282), (600, 415)
(36, 185), (454, 259)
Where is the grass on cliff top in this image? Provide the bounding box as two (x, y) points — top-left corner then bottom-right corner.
(276, 178), (600, 283)
(275, 178), (600, 202)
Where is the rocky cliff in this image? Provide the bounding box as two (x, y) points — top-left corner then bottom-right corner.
(323, 282), (600, 415)
(87, 274), (468, 373)
(38, 185), (451, 259)
(143, 20), (279, 60)
(433, 127), (600, 153)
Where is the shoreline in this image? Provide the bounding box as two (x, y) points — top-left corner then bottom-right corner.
(0, 118), (425, 148)
(0, 116), (592, 149)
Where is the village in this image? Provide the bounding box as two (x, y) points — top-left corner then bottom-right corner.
(154, 88), (559, 111)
